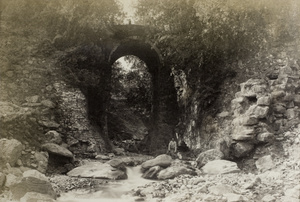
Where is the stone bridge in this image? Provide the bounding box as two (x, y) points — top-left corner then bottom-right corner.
(96, 24), (179, 151)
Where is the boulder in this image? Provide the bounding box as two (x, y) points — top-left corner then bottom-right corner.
(240, 79), (266, 97)
(107, 159), (126, 171)
(273, 104), (286, 114)
(5, 173), (20, 187)
(38, 119), (60, 129)
(201, 160), (240, 174)
(255, 155), (275, 172)
(44, 131), (62, 145)
(217, 111), (230, 118)
(67, 162), (127, 180)
(141, 154), (172, 170)
(257, 96), (271, 106)
(10, 173), (56, 200)
(257, 132), (275, 143)
(23, 170), (48, 181)
(0, 102), (33, 123)
(242, 116), (259, 126)
(196, 149), (224, 168)
(142, 165), (162, 179)
(248, 105), (269, 119)
(231, 142), (254, 158)
(34, 152), (49, 173)
(41, 100), (55, 108)
(293, 94), (300, 105)
(0, 138), (23, 168)
(271, 90), (286, 100)
(113, 147), (125, 156)
(95, 154), (111, 160)
(42, 143), (73, 158)
(286, 109), (296, 119)
(20, 192), (55, 202)
(157, 165), (196, 180)
(232, 127), (256, 141)
(25, 96), (39, 103)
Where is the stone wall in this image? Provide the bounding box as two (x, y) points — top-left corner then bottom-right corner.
(54, 81), (106, 157)
(0, 28), (107, 170)
(181, 40), (300, 158)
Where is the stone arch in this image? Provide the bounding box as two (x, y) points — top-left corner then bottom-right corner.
(107, 39), (179, 151)
(109, 39), (162, 70)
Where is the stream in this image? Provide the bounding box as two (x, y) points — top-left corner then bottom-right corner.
(57, 166), (154, 202)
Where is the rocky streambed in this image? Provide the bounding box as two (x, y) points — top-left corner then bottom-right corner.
(0, 125), (300, 202)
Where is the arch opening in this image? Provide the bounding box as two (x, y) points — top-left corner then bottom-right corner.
(106, 39), (179, 153)
(109, 55), (153, 151)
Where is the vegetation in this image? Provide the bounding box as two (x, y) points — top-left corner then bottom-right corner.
(1, 0), (124, 48)
(136, 0), (300, 70)
(111, 56), (152, 115)
(135, 0), (300, 128)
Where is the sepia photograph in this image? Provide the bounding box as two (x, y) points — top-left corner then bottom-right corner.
(0, 0), (299, 201)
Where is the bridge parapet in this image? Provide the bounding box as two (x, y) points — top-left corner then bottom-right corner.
(109, 24), (153, 39)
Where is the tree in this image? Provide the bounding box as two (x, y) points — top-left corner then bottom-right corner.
(111, 55), (152, 115)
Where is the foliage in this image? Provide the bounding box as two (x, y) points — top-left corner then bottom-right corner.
(135, 0), (300, 77)
(1, 0), (124, 47)
(111, 55), (152, 114)
(58, 45), (106, 92)
(135, 0), (300, 138)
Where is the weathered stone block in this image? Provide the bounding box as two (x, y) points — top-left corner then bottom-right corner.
(240, 79), (266, 98)
(217, 111), (230, 118)
(67, 162), (127, 180)
(285, 109), (296, 120)
(141, 154), (172, 170)
(33, 152), (48, 174)
(294, 94), (300, 105)
(157, 165), (196, 180)
(196, 149), (224, 168)
(201, 160), (240, 174)
(257, 132), (275, 143)
(10, 176), (56, 200)
(283, 93), (294, 102)
(271, 90), (286, 99)
(232, 134), (255, 141)
(255, 155), (274, 172)
(273, 104), (286, 114)
(286, 101), (295, 109)
(248, 105), (269, 119)
(44, 130), (62, 145)
(243, 116), (259, 126)
(41, 100), (55, 108)
(232, 142), (254, 158)
(41, 143), (73, 158)
(142, 165), (162, 179)
(257, 96), (271, 106)
(5, 173), (20, 188)
(25, 95), (39, 103)
(0, 139), (23, 168)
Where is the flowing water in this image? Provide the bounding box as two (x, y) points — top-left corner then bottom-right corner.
(57, 166), (154, 202)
